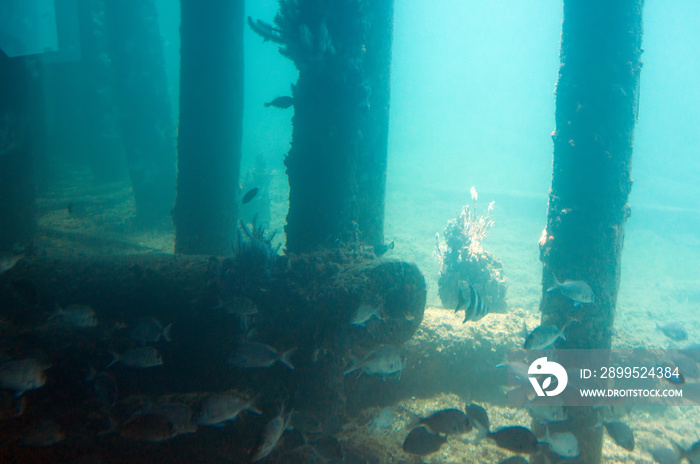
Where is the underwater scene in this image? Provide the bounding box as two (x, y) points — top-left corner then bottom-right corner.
(0, 0), (699, 463)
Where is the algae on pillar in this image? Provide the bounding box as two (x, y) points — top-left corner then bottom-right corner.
(538, 1), (644, 463)
(173, 0), (244, 255)
(257, 0), (393, 253)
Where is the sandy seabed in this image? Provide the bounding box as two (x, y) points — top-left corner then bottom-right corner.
(27, 170), (700, 463)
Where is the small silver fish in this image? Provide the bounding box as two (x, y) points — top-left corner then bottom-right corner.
(547, 273), (594, 306)
(107, 347), (163, 369)
(524, 324), (567, 350)
(344, 345), (406, 380)
(228, 342), (296, 370)
(544, 428), (579, 458)
(252, 409), (292, 462)
(130, 317), (172, 345)
(48, 304), (97, 328)
(0, 358), (47, 397)
(351, 304), (383, 327)
(194, 393), (258, 427)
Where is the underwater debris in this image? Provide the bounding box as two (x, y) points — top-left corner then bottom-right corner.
(435, 187), (507, 312)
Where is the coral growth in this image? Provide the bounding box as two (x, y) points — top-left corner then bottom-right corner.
(435, 187), (507, 312)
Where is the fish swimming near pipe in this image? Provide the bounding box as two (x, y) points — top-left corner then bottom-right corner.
(547, 273), (594, 307)
(242, 187), (259, 204)
(264, 96), (294, 109)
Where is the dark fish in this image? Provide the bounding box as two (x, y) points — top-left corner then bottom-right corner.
(419, 408), (471, 435)
(67, 202), (73, 214)
(603, 421), (634, 451)
(657, 322), (688, 341)
(373, 241), (394, 256)
(242, 187), (260, 204)
(547, 273), (594, 306)
(402, 426), (447, 456)
(658, 363), (685, 385)
(264, 96), (294, 109)
(673, 440), (700, 464)
(465, 403), (489, 440)
(456, 282), (488, 323)
(650, 445), (681, 464)
(672, 352), (700, 378)
(487, 426), (539, 454)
